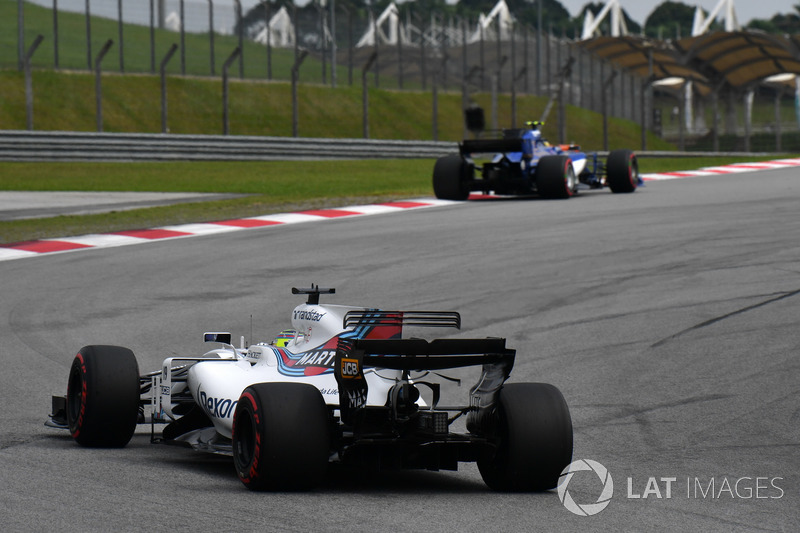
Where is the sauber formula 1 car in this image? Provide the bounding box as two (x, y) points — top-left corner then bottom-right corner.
(433, 121), (640, 200)
(47, 285), (573, 491)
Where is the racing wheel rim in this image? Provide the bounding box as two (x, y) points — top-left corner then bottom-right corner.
(566, 164), (577, 195)
(233, 405), (257, 472)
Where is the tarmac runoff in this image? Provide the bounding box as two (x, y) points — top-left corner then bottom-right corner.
(0, 191), (245, 221)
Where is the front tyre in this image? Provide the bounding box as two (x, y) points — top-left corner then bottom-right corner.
(536, 155), (576, 199)
(66, 345), (140, 448)
(606, 149), (638, 193)
(232, 383), (330, 491)
(433, 154), (472, 201)
(478, 383), (573, 492)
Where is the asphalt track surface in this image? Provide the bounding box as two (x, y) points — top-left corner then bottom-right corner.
(1, 169), (798, 532)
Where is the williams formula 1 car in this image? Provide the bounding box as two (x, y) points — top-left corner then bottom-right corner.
(47, 285), (573, 491)
(433, 121), (640, 200)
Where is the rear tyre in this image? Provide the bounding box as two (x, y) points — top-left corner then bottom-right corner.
(66, 345), (140, 448)
(478, 383), (573, 492)
(233, 382), (330, 491)
(606, 149), (638, 193)
(536, 155), (576, 199)
(433, 154), (472, 200)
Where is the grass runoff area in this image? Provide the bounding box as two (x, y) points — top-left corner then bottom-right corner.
(0, 155), (785, 245)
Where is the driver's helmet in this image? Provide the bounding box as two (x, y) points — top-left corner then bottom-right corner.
(271, 329), (297, 347)
(525, 121), (544, 141)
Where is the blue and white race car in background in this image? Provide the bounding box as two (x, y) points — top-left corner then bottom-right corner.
(433, 121), (640, 200)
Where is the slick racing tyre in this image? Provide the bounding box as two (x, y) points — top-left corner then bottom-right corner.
(478, 383), (573, 492)
(433, 154), (472, 201)
(606, 149), (638, 193)
(536, 155), (577, 199)
(66, 345), (140, 448)
(233, 382), (330, 491)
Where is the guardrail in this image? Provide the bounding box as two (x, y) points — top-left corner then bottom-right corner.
(0, 131), (778, 162)
(0, 131), (458, 162)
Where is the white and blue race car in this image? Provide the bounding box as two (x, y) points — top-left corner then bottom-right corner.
(434, 121), (640, 200)
(48, 285), (573, 491)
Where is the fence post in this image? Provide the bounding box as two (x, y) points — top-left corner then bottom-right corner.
(372, 10), (379, 88)
(85, 0), (92, 70)
(536, 0), (542, 96)
(362, 52), (377, 138)
(396, 12), (403, 89)
(479, 23), (485, 91)
(330, 0), (336, 88)
(95, 39), (114, 132)
(17, 0), (24, 71)
(25, 35), (45, 131)
(344, 5), (353, 86)
(602, 70), (618, 150)
(292, 49), (309, 137)
(264, 0), (270, 79)
(208, 0), (216, 75)
(743, 89), (753, 152)
(319, 3), (327, 85)
(149, 0), (155, 73)
(712, 89), (719, 152)
(53, 0), (59, 69)
(160, 44), (179, 134)
(774, 86), (783, 153)
(180, 0), (186, 74)
(557, 58), (569, 142)
(512, 67), (526, 129)
(117, 0), (124, 72)
(234, 0), (244, 79)
(222, 47), (242, 135)
(510, 23), (516, 127)
(641, 47), (653, 151)
(432, 72), (438, 141)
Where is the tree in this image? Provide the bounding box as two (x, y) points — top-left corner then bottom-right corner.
(576, 2), (642, 36)
(456, 0), (572, 34)
(643, 1), (717, 39)
(746, 8), (800, 34)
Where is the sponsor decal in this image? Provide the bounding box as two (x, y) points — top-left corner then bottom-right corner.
(297, 348), (337, 368)
(340, 357), (361, 379)
(274, 320), (402, 377)
(345, 388), (366, 411)
(293, 308), (327, 322)
(198, 388), (238, 419)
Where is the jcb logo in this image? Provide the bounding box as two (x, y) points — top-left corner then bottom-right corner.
(340, 358), (360, 378)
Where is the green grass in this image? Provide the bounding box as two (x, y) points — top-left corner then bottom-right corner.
(0, 155), (787, 245)
(0, 159), (435, 244)
(0, 68), (677, 146)
(2, 0), (341, 82)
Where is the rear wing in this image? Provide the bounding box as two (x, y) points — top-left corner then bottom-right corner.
(460, 138), (523, 156)
(354, 338), (511, 370)
(333, 337), (515, 427)
(344, 310), (460, 330)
